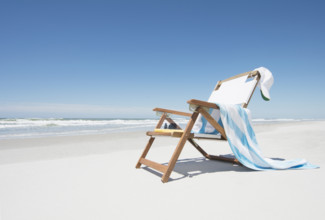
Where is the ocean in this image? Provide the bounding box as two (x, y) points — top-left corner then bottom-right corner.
(0, 118), (309, 140)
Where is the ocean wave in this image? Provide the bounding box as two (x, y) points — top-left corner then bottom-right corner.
(0, 118), (189, 139)
(0, 123), (180, 139)
(0, 117), (313, 139)
(0, 118), (187, 129)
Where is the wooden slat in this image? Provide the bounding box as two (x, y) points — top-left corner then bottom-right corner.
(136, 113), (166, 169)
(149, 128), (225, 140)
(153, 108), (192, 117)
(171, 131), (193, 138)
(214, 80), (222, 91)
(147, 131), (194, 139)
(136, 137), (156, 168)
(156, 113), (167, 129)
(244, 71), (261, 108)
(139, 158), (168, 173)
(197, 107), (227, 140)
(187, 99), (220, 109)
(147, 131), (172, 137)
(194, 136), (224, 140)
(220, 70), (259, 84)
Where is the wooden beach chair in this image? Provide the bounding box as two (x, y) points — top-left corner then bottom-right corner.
(136, 70), (261, 182)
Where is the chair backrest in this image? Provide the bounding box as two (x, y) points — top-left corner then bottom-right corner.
(208, 70), (260, 107)
(192, 70), (261, 134)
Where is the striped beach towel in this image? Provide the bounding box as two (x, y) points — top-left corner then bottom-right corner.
(194, 104), (319, 170)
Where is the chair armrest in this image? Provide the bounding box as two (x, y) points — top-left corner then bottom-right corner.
(153, 108), (192, 117)
(187, 99), (220, 109)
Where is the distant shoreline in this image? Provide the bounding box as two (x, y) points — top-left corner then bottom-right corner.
(0, 118), (323, 140)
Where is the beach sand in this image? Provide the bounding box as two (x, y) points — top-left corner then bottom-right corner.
(0, 121), (324, 220)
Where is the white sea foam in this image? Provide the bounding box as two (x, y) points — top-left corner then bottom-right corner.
(0, 119), (162, 129)
(0, 118), (189, 139)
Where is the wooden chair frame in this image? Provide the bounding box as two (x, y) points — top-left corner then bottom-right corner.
(136, 70), (261, 183)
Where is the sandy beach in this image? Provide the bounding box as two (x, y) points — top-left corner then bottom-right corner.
(0, 121), (324, 220)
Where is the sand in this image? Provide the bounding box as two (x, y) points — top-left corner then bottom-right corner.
(0, 121), (324, 220)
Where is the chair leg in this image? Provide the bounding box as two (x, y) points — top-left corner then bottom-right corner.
(161, 111), (199, 183)
(136, 113), (167, 168)
(136, 137), (155, 168)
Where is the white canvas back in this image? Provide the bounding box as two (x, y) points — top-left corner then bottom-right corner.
(192, 74), (258, 134)
(208, 75), (258, 105)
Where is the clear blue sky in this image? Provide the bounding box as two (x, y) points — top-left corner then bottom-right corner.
(1, 0), (324, 118)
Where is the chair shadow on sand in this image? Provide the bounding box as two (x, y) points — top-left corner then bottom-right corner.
(143, 156), (253, 182)
(143, 156), (287, 182)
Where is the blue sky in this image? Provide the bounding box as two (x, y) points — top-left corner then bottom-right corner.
(1, 0), (324, 118)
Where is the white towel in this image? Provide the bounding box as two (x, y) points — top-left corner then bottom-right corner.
(217, 103), (318, 170)
(254, 67), (274, 101)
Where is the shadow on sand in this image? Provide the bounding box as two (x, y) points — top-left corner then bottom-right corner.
(143, 156), (255, 182)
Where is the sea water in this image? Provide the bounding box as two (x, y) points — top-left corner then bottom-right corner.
(0, 118), (308, 139)
(0, 118), (189, 139)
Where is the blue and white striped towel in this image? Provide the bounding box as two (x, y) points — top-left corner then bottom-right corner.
(194, 104), (319, 170)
